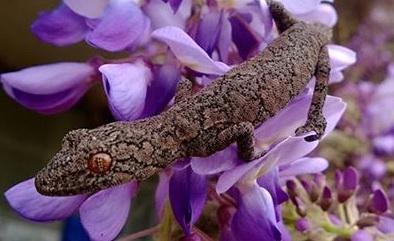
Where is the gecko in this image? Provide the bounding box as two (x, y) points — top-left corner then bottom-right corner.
(35, 1), (332, 196)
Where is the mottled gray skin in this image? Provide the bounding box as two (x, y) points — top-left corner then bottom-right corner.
(35, 1), (332, 196)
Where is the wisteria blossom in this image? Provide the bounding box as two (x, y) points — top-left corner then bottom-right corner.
(1, 0), (357, 240)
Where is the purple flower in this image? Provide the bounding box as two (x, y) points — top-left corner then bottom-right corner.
(169, 165), (207, 236)
(99, 62), (152, 121)
(5, 178), (138, 241)
(351, 230), (373, 241)
(151, 26), (230, 75)
(86, 0), (151, 51)
(32, 0), (151, 51)
(31, 4), (88, 46)
(0, 62), (95, 114)
(335, 166), (359, 203)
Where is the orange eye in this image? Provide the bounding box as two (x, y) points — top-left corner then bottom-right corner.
(88, 153), (112, 173)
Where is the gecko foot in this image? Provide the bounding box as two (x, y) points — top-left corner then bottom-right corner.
(295, 116), (327, 142)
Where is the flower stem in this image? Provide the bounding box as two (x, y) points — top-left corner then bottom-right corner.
(116, 225), (160, 241)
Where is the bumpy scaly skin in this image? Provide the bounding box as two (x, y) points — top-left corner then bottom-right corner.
(35, 1), (332, 196)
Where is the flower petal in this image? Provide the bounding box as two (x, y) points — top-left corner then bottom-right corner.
(140, 64), (181, 118)
(155, 169), (172, 218)
(191, 145), (242, 175)
(231, 183), (281, 241)
(169, 166), (207, 235)
(195, 12), (223, 56)
(279, 157), (329, 178)
(86, 0), (150, 51)
(64, 0), (110, 18)
(254, 93), (346, 143)
(295, 2), (337, 27)
(1, 63), (94, 95)
(151, 26), (230, 75)
(4, 178), (87, 222)
(217, 135), (318, 194)
(144, 0), (191, 29)
(99, 63), (152, 121)
(31, 4), (88, 46)
(229, 11), (260, 60)
(80, 182), (139, 241)
(328, 45), (357, 70)
(351, 230), (373, 241)
(378, 216), (394, 233)
(278, 0), (320, 15)
(1, 63), (94, 114)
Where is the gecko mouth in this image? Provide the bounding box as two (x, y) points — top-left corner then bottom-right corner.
(34, 168), (86, 196)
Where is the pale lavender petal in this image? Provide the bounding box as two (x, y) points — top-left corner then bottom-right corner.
(144, 0), (191, 29)
(278, 0), (320, 15)
(254, 94), (346, 143)
(191, 145), (242, 175)
(279, 157), (328, 178)
(216, 158), (261, 194)
(171, 158), (191, 170)
(4, 178), (87, 222)
(80, 182), (139, 241)
(217, 16), (232, 62)
(373, 135), (394, 155)
(87, 0), (150, 51)
(258, 0), (274, 40)
(231, 183), (280, 241)
(378, 216), (394, 233)
(1, 63), (94, 114)
(99, 63), (152, 121)
(155, 170), (171, 218)
(140, 64), (181, 118)
(217, 135), (318, 194)
(195, 12), (222, 56)
(64, 0), (109, 18)
(328, 45), (357, 71)
(257, 168), (288, 207)
(351, 230), (373, 241)
(167, 0), (183, 13)
(31, 4), (88, 46)
(151, 26), (230, 75)
(295, 2), (337, 27)
(169, 166), (207, 235)
(277, 220), (292, 241)
(1, 63), (94, 94)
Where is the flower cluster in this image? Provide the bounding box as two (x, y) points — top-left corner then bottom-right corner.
(2, 0), (355, 240)
(282, 167), (394, 240)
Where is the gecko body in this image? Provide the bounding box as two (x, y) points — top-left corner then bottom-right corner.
(35, 1), (332, 196)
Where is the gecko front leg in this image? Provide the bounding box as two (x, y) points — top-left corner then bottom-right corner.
(175, 78), (193, 103)
(295, 46), (330, 141)
(218, 122), (265, 161)
(268, 0), (299, 33)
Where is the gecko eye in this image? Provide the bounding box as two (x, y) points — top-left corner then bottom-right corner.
(88, 153), (112, 174)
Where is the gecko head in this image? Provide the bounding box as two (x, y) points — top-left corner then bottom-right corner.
(35, 126), (160, 196)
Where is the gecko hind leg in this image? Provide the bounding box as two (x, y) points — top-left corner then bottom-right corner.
(268, 0), (299, 33)
(175, 78), (193, 103)
(218, 122), (265, 161)
(295, 46), (330, 141)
